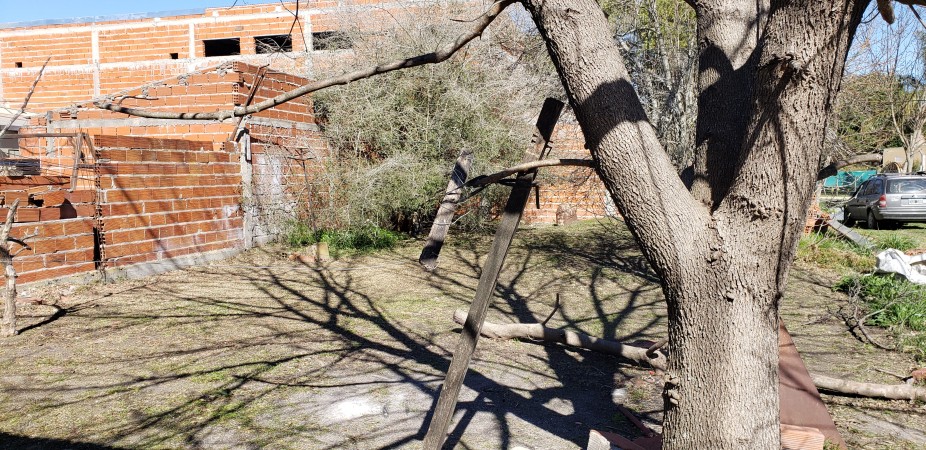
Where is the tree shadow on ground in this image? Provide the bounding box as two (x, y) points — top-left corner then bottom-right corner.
(0, 432), (123, 450)
(0, 222), (668, 449)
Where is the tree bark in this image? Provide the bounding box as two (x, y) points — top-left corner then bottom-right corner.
(521, 0), (867, 448)
(689, 0), (766, 206)
(0, 200), (20, 337)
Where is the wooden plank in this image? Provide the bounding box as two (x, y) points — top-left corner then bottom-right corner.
(826, 219), (874, 250)
(419, 148), (474, 271)
(781, 424), (825, 450)
(422, 98), (564, 449)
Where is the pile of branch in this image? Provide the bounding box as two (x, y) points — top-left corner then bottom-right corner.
(456, 311), (926, 402)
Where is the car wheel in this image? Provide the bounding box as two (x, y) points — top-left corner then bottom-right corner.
(842, 208), (856, 226)
(867, 210), (879, 229)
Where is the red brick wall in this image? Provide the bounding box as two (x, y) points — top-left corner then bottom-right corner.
(522, 123), (614, 225)
(0, 1), (401, 111)
(9, 218), (97, 285)
(0, 176), (98, 284)
(95, 135), (244, 269)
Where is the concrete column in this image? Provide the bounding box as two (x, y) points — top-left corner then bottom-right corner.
(239, 133), (255, 249)
(0, 39), (5, 106)
(188, 23), (197, 71)
(91, 27), (100, 97)
(302, 12), (314, 78)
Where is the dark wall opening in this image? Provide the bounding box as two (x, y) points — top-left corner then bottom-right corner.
(204, 38), (241, 57)
(312, 32), (351, 51)
(255, 35), (293, 53)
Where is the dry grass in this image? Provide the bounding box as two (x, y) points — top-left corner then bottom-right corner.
(0, 219), (921, 449)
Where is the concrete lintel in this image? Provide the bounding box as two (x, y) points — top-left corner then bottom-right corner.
(50, 117), (232, 130)
(248, 117), (319, 132)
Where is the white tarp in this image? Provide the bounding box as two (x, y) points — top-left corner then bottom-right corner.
(875, 249), (926, 284)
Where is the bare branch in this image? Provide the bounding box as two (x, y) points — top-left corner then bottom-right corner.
(452, 309), (668, 370)
(0, 58), (50, 140)
(908, 4), (926, 29)
(467, 158), (594, 188)
(0, 199), (20, 243)
(812, 373), (926, 401)
(817, 153), (882, 180)
(94, 0), (516, 120)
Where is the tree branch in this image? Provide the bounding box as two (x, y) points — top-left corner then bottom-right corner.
(812, 373), (926, 402)
(522, 0), (715, 279)
(453, 310), (668, 370)
(462, 310), (926, 403)
(0, 58), (50, 140)
(94, 0), (515, 120)
(466, 158), (594, 188)
(817, 153), (882, 180)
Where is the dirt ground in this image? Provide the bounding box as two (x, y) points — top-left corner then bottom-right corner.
(0, 219), (922, 449)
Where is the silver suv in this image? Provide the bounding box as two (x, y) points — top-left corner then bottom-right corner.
(844, 173), (926, 229)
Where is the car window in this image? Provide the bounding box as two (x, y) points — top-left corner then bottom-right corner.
(887, 179), (926, 194)
(869, 179), (883, 195)
(854, 180), (869, 196)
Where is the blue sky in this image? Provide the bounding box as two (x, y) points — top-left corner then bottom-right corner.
(0, 0), (248, 24)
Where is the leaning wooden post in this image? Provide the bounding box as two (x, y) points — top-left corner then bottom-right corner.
(422, 98), (564, 449)
(419, 148), (474, 271)
(1, 199), (21, 336)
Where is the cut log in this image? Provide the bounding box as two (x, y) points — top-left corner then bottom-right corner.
(458, 312), (922, 405)
(452, 309), (667, 371)
(811, 373), (926, 402)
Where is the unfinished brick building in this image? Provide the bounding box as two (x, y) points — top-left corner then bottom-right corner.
(0, 2), (612, 286)
(0, 1), (381, 112)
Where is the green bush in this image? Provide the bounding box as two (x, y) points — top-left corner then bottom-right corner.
(835, 274), (926, 331)
(310, 8), (556, 232)
(876, 234), (918, 252)
(835, 274), (926, 361)
(796, 232), (873, 272)
(285, 222), (402, 255)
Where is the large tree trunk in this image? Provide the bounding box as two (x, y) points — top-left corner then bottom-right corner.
(520, 0), (866, 448)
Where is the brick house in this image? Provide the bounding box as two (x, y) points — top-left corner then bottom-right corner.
(0, 1), (611, 286)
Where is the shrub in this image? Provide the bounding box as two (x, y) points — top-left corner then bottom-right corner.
(796, 232), (873, 272)
(835, 274), (926, 360)
(310, 4), (557, 232)
(875, 234), (918, 252)
(285, 221), (402, 255)
(835, 274), (926, 331)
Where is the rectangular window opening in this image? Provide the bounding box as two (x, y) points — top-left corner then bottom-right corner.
(14, 62), (22, 68)
(203, 38), (241, 57)
(312, 31), (351, 51)
(169, 52), (179, 60)
(255, 34), (293, 54)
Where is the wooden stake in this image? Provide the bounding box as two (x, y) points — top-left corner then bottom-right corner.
(422, 98), (564, 449)
(1, 199), (21, 336)
(419, 148), (474, 271)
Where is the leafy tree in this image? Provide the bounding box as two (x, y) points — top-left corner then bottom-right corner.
(96, 0), (904, 447)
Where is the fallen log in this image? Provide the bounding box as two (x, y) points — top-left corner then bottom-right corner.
(811, 373), (926, 402)
(452, 309), (667, 370)
(458, 312), (926, 403)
